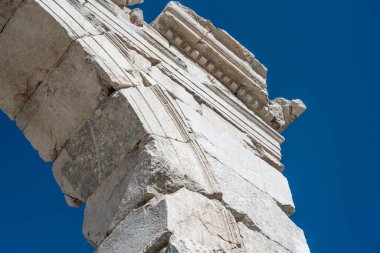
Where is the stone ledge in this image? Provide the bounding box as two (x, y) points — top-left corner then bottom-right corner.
(153, 1), (306, 132)
(97, 188), (242, 253)
(152, 2), (268, 111)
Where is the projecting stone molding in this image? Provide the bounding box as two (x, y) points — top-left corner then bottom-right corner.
(0, 0), (309, 252)
(153, 2), (306, 132)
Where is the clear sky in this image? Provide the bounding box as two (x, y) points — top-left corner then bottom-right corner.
(0, 0), (379, 252)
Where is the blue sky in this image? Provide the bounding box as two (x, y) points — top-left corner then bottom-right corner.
(1, 0), (379, 252)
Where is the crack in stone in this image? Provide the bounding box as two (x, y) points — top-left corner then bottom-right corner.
(14, 31), (107, 120)
(0, 0), (24, 33)
(144, 230), (173, 253)
(221, 200), (292, 253)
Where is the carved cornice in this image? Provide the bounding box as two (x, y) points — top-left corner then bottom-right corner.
(136, 27), (285, 164)
(152, 2), (306, 132)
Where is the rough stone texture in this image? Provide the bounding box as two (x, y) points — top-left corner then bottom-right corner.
(130, 8), (144, 27)
(14, 39), (110, 161)
(97, 189), (242, 253)
(83, 134), (221, 245)
(0, 1), (310, 252)
(159, 235), (229, 253)
(111, 0), (144, 7)
(127, 0), (144, 6)
(177, 101), (296, 215)
(0, 0), (150, 161)
(0, 0), (23, 32)
(0, 0), (75, 120)
(238, 223), (289, 253)
(53, 86), (220, 202)
(273, 98), (307, 130)
(64, 195), (82, 208)
(207, 151), (309, 253)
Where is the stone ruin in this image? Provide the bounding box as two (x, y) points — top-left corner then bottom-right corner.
(0, 0), (310, 252)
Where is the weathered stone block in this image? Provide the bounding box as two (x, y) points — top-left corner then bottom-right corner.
(83, 135), (220, 246)
(0, 0), (151, 161)
(0, 1), (310, 252)
(127, 0), (144, 6)
(177, 101), (295, 214)
(97, 189), (242, 253)
(110, 0), (144, 7)
(159, 235), (229, 253)
(238, 223), (289, 253)
(129, 8), (144, 27)
(15, 39), (110, 161)
(208, 155), (309, 253)
(0, 0), (75, 119)
(53, 86), (220, 201)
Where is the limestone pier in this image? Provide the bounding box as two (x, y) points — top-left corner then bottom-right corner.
(0, 0), (309, 252)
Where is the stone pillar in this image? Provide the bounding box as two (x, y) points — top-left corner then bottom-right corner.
(0, 0), (309, 252)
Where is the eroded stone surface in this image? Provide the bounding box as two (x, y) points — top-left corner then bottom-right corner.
(111, 0), (144, 7)
(53, 86), (220, 201)
(0, 0), (150, 161)
(238, 223), (289, 253)
(127, 0), (144, 6)
(15, 39), (110, 161)
(208, 154), (309, 253)
(0, 0), (23, 32)
(272, 98), (307, 131)
(159, 235), (229, 253)
(130, 8), (144, 27)
(0, 0), (75, 119)
(97, 189), (242, 253)
(0, 1), (309, 252)
(83, 135), (221, 246)
(177, 100), (295, 214)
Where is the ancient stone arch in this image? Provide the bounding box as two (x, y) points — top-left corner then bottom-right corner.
(0, 0), (309, 252)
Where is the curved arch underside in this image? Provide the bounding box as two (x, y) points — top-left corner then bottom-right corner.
(0, 0), (309, 252)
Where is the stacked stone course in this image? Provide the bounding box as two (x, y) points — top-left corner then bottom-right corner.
(0, 0), (309, 252)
